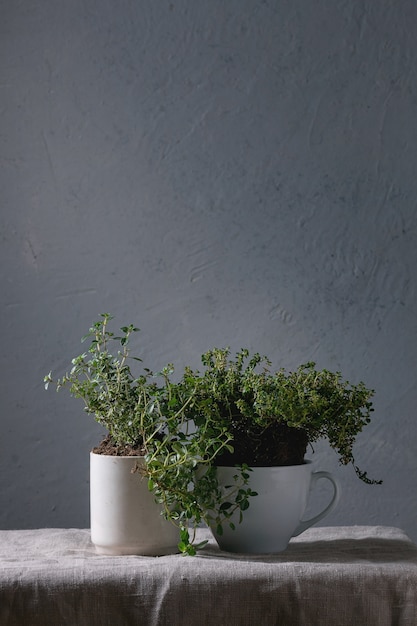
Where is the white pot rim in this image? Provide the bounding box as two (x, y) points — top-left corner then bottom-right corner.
(90, 450), (145, 459)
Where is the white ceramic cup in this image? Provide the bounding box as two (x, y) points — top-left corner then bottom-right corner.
(210, 460), (340, 553)
(90, 452), (179, 555)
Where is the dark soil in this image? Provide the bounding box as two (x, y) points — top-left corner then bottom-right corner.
(93, 423), (308, 467)
(92, 435), (146, 456)
(214, 422), (308, 467)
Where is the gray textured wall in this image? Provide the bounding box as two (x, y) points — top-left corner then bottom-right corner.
(1, 1), (416, 542)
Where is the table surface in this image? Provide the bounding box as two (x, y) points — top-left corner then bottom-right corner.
(1, 525), (417, 626)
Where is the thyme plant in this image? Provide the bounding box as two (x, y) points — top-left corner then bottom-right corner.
(188, 348), (379, 481)
(45, 315), (380, 556)
(44, 315), (254, 555)
(44, 314), (161, 449)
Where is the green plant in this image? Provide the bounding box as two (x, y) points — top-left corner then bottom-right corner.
(44, 314), (251, 555)
(186, 347), (379, 481)
(45, 313), (161, 449)
(45, 316), (380, 556)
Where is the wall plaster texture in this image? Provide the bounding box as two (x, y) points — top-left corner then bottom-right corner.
(1, 0), (416, 542)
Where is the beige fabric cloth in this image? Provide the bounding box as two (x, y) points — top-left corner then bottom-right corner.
(0, 526), (416, 625)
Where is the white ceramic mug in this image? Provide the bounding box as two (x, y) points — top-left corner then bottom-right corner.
(90, 453), (179, 555)
(210, 460), (340, 553)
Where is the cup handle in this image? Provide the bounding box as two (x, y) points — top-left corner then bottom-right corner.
(292, 471), (341, 537)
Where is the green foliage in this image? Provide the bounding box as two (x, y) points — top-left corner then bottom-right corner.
(44, 315), (254, 555)
(44, 313), (164, 448)
(186, 347), (378, 481)
(45, 316), (380, 556)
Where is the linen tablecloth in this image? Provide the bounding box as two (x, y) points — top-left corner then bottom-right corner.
(1, 525), (416, 625)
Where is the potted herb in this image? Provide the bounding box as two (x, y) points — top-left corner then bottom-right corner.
(145, 347), (381, 554)
(44, 314), (186, 556)
(45, 316), (380, 556)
